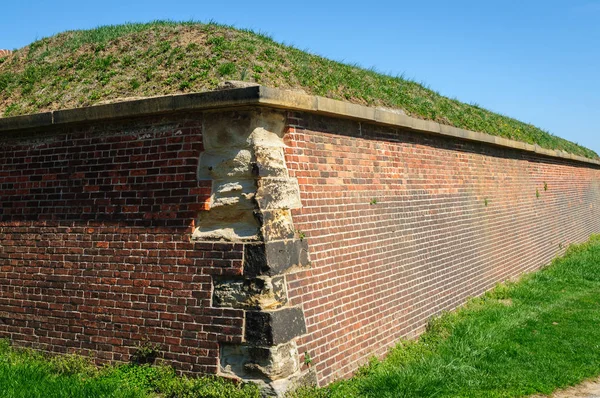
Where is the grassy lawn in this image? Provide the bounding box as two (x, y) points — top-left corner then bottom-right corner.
(0, 21), (596, 159)
(0, 340), (260, 398)
(292, 234), (600, 398)
(1, 236), (600, 397)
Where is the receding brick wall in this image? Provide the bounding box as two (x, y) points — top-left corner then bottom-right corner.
(0, 88), (598, 393)
(283, 112), (600, 385)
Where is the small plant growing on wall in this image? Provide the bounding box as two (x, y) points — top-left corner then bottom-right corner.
(536, 189), (540, 199)
(484, 198), (489, 207)
(370, 198), (378, 205)
(296, 230), (306, 240)
(131, 340), (160, 365)
(304, 352), (313, 368)
(544, 182), (548, 191)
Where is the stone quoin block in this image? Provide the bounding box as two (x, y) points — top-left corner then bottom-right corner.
(197, 149), (254, 180)
(258, 209), (296, 241)
(243, 240), (309, 277)
(245, 307), (307, 346)
(220, 341), (300, 380)
(255, 177), (302, 211)
(212, 275), (288, 310)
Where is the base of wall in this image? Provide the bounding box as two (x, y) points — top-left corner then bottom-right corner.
(244, 369), (317, 397)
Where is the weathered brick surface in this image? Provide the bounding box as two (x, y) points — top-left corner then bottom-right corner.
(0, 103), (599, 389)
(0, 114), (244, 373)
(282, 112), (600, 385)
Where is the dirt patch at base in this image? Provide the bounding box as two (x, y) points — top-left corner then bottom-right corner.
(532, 377), (600, 397)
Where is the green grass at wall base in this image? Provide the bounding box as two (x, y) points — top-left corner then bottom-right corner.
(0, 341), (260, 398)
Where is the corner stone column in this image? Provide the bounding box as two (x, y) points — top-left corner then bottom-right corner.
(194, 108), (314, 396)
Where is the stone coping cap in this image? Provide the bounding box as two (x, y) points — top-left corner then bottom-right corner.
(0, 85), (598, 166)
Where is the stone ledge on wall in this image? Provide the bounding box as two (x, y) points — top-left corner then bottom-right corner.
(1, 85), (598, 167)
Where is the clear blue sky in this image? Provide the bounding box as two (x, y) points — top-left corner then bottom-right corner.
(2, 0), (599, 154)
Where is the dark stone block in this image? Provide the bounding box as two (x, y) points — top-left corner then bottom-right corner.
(245, 307), (307, 346)
(244, 243), (269, 276)
(243, 240), (309, 277)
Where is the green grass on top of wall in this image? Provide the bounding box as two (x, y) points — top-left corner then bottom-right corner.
(0, 20), (596, 159)
(290, 235), (600, 398)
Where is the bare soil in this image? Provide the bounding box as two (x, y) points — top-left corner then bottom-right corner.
(532, 378), (600, 398)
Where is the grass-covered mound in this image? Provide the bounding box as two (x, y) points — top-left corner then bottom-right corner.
(0, 21), (596, 159)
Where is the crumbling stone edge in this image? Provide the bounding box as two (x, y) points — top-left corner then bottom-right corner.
(196, 108), (315, 396)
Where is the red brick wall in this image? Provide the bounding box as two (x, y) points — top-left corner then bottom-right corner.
(0, 114), (244, 373)
(283, 112), (600, 385)
(0, 105), (599, 386)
